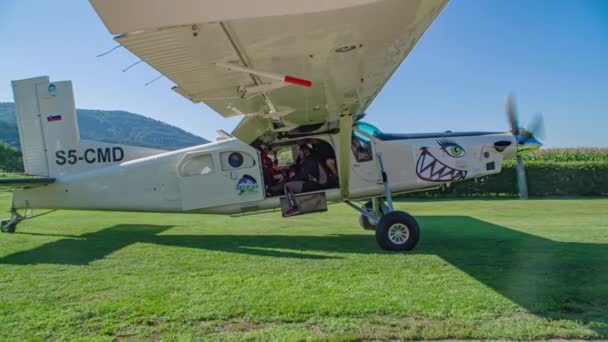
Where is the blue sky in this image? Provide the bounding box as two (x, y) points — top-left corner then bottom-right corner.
(1, 0), (607, 147)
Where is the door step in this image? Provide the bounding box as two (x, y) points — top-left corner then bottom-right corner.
(280, 191), (327, 217)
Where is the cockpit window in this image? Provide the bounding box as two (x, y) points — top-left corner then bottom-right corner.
(351, 132), (373, 162)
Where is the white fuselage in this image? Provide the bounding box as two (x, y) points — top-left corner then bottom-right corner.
(12, 131), (517, 214)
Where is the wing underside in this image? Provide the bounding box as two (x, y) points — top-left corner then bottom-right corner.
(92, 0), (448, 142)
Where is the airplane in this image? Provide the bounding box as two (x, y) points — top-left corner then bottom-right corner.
(1, 0), (543, 251)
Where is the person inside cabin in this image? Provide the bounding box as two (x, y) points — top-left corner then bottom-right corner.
(268, 141), (308, 195)
(283, 144), (327, 216)
(309, 139), (338, 187)
(260, 144), (281, 194)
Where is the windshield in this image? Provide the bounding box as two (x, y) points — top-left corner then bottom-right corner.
(355, 122), (383, 138)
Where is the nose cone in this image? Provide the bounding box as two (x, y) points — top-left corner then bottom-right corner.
(516, 135), (542, 154)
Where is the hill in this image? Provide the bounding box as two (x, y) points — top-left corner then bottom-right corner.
(0, 102), (208, 151)
(0, 120), (20, 149)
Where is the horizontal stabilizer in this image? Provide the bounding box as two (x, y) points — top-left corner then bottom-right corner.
(0, 177), (56, 189)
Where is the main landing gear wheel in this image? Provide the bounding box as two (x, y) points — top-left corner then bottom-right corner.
(375, 211), (420, 251)
(358, 200), (389, 231)
(1, 219), (16, 233)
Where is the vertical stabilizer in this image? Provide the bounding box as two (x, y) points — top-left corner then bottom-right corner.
(12, 76), (168, 178)
(12, 77), (80, 176)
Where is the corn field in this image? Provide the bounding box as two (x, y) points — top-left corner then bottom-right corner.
(522, 148), (608, 162)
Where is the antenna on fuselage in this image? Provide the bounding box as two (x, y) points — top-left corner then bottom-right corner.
(216, 129), (233, 141)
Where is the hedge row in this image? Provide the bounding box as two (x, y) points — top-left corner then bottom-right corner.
(411, 161), (608, 197)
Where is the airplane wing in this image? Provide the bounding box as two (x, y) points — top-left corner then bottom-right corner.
(91, 0), (448, 143)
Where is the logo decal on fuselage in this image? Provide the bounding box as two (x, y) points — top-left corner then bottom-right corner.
(415, 140), (468, 182)
(236, 175), (259, 195)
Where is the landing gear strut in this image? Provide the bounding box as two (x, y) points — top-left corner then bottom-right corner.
(358, 199), (388, 231)
(347, 198), (420, 251)
(345, 153), (421, 251)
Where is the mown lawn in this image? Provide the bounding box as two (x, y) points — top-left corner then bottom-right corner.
(0, 196), (607, 340)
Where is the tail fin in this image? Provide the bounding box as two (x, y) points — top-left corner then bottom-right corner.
(12, 76), (80, 177)
(12, 76), (165, 177)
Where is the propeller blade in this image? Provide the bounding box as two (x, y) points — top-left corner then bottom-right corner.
(505, 95), (519, 135)
(527, 113), (546, 140)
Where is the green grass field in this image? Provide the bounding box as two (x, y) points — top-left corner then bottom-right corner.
(0, 197), (607, 341)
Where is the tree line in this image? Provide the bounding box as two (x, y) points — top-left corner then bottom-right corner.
(0, 142), (23, 173)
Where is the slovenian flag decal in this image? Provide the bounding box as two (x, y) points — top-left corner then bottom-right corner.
(47, 114), (62, 122)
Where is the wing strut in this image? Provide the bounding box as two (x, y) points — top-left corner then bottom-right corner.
(215, 62), (311, 89)
(338, 113), (352, 199)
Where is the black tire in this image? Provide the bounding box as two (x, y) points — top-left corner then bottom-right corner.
(375, 211), (420, 251)
(358, 200), (388, 231)
(0, 219), (16, 233)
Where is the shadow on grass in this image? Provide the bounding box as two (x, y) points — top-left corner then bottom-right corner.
(1, 218), (607, 334)
(0, 225), (173, 265)
(417, 216), (608, 334)
(0, 224), (343, 265)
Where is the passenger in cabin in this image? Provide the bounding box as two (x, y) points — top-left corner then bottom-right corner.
(266, 140), (337, 199)
(268, 142), (309, 195)
(309, 139), (338, 187)
(260, 144), (280, 192)
(283, 144), (327, 216)
(285, 144), (321, 191)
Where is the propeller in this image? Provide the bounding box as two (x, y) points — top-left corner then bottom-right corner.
(504, 95), (545, 199)
(505, 95), (545, 153)
(505, 95), (519, 136)
(526, 113), (546, 140)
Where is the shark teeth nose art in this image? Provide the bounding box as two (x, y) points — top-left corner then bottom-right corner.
(416, 148), (467, 182)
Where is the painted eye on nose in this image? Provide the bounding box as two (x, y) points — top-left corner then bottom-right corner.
(437, 139), (465, 158)
(448, 145), (463, 157)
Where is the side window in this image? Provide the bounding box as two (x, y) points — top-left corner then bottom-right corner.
(179, 154), (214, 177)
(275, 147), (294, 166)
(220, 151), (256, 171)
(351, 132), (373, 162)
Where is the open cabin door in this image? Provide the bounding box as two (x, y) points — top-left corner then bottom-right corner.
(177, 142), (264, 211)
